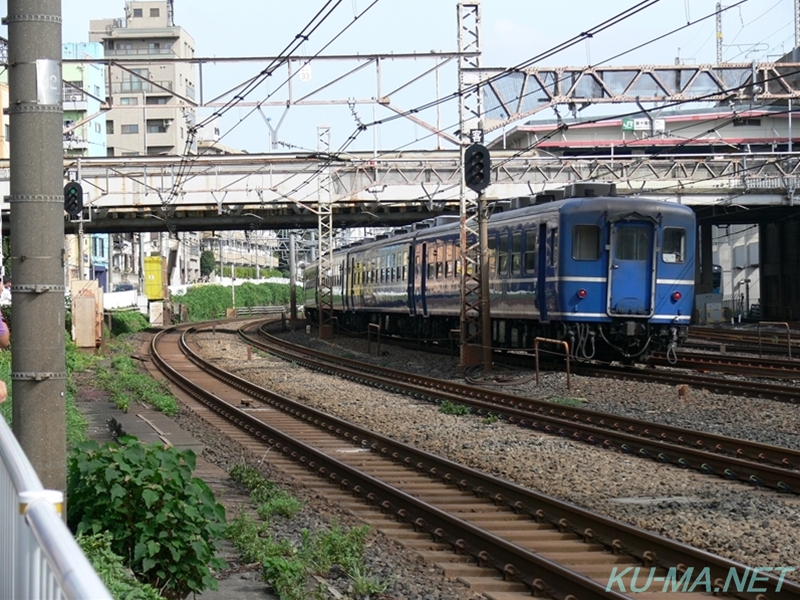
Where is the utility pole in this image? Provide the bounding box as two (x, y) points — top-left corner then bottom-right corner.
(7, 0), (67, 491)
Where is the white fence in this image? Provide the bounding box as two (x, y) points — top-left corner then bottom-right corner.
(0, 417), (111, 600)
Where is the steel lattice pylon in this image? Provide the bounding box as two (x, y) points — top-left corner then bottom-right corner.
(458, 2), (485, 364)
(317, 126), (335, 338)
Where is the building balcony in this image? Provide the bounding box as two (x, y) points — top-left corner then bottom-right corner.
(111, 80), (173, 95)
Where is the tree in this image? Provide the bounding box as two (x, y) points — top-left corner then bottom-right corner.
(200, 250), (216, 277)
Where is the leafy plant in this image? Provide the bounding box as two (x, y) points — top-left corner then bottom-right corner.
(200, 250), (217, 277)
(482, 413), (500, 425)
(439, 400), (471, 416)
(77, 532), (162, 600)
(67, 436), (227, 600)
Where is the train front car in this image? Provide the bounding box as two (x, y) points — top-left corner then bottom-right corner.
(558, 197), (695, 361)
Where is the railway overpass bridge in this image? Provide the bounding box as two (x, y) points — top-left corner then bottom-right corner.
(0, 151), (797, 234)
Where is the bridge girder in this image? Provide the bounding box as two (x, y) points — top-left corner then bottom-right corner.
(0, 151), (796, 233)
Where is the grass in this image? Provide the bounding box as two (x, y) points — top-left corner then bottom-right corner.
(439, 399), (471, 416)
(227, 463), (392, 600)
(549, 396), (586, 407)
(95, 345), (178, 415)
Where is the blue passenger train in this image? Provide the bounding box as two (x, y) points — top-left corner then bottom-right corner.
(303, 190), (696, 362)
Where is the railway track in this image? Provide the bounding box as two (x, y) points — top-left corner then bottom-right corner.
(240, 323), (800, 494)
(649, 351), (800, 379)
(151, 322), (799, 600)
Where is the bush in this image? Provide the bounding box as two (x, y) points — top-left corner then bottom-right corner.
(109, 310), (149, 336)
(67, 436), (227, 600)
(78, 532), (162, 600)
(174, 282), (290, 321)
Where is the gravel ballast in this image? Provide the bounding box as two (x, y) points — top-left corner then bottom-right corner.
(190, 328), (800, 583)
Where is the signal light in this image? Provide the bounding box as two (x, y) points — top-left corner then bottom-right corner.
(464, 143), (491, 193)
(672, 291), (682, 301)
(577, 288), (587, 299)
(64, 181), (83, 217)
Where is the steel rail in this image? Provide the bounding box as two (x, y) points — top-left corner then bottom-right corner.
(156, 323), (800, 600)
(649, 351), (800, 379)
(240, 324), (800, 494)
(150, 325), (626, 600)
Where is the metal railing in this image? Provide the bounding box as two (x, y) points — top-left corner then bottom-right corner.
(0, 416), (111, 600)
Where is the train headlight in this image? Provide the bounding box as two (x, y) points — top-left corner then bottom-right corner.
(577, 288), (587, 299)
(672, 291), (682, 301)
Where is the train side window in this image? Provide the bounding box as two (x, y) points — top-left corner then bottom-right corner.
(497, 232), (508, 275)
(524, 230), (537, 274)
(427, 246), (436, 279)
(511, 232), (522, 274)
(436, 243), (443, 279)
(572, 225), (600, 260)
(445, 243), (453, 278)
(662, 228), (686, 263)
(549, 229), (558, 267)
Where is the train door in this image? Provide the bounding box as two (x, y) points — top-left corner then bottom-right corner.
(406, 245), (415, 315)
(607, 221), (655, 316)
(536, 223), (549, 322)
(413, 243), (429, 316)
(345, 255), (354, 311)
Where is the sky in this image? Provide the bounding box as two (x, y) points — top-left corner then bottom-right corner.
(15, 0), (798, 154)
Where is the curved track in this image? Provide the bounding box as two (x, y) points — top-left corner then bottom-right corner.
(152, 322), (799, 600)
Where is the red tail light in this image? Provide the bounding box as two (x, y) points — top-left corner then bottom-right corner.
(672, 291), (682, 301)
(577, 288), (587, 299)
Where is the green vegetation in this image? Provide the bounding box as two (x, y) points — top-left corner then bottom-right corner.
(108, 310), (149, 336)
(77, 533), (162, 600)
(549, 396), (586, 407)
(172, 282), (290, 321)
(439, 399), (471, 416)
(200, 250), (217, 277)
(1, 337), (93, 448)
(68, 436), (227, 600)
(95, 351), (178, 415)
(228, 463), (391, 600)
(481, 413), (500, 425)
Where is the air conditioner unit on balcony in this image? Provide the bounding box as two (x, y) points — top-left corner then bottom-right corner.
(68, 95), (80, 102)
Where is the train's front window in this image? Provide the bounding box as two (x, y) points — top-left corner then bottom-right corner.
(662, 228), (686, 263)
(616, 226), (649, 260)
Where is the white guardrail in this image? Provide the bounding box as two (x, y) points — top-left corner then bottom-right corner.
(0, 417), (112, 600)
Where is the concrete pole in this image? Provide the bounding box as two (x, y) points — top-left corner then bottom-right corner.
(8, 0), (67, 491)
(289, 232), (297, 319)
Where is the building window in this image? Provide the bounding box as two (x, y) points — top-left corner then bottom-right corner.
(148, 42), (160, 51)
(121, 151), (140, 156)
(106, 120), (114, 134)
(120, 97), (138, 105)
(107, 147), (115, 157)
(121, 124), (139, 134)
(146, 96), (169, 105)
(150, 8), (160, 17)
(133, 8), (143, 17)
(147, 119), (169, 134)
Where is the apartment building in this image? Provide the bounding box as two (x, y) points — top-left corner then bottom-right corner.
(61, 42), (111, 289)
(89, 1), (200, 284)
